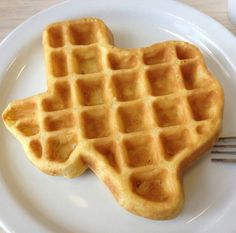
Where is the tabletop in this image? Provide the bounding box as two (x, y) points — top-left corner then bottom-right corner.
(0, 0), (235, 42)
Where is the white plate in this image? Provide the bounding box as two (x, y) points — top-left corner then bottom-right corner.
(1, 0), (236, 232)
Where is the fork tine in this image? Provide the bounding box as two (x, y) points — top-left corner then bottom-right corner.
(218, 136), (236, 141)
(211, 151), (236, 155)
(213, 144), (236, 148)
(211, 158), (236, 163)
(212, 136), (236, 150)
(211, 136), (236, 161)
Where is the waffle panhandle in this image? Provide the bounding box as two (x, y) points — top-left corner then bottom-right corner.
(2, 18), (224, 220)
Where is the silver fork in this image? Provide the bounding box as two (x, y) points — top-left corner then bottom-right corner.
(211, 137), (236, 163)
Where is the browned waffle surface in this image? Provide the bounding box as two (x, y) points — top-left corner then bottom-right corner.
(2, 18), (224, 219)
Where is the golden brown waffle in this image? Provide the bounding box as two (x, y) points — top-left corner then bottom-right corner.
(2, 18), (224, 219)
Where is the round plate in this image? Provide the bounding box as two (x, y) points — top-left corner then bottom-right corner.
(1, 0), (236, 232)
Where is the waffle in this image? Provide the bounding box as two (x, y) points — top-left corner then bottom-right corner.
(2, 18), (224, 220)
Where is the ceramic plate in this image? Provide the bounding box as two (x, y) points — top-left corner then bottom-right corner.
(1, 0), (236, 232)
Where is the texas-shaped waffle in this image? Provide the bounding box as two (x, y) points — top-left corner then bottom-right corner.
(2, 18), (224, 219)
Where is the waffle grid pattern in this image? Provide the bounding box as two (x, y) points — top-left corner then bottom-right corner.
(3, 18), (224, 219)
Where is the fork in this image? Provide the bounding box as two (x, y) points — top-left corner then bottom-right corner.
(211, 137), (236, 163)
